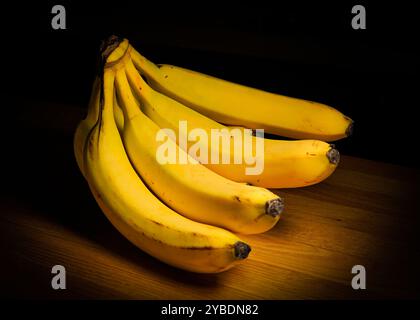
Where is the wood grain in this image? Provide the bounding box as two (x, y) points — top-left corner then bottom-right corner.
(2, 104), (419, 299)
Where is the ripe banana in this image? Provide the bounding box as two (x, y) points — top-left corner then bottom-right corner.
(114, 58), (283, 234)
(123, 57), (339, 188)
(74, 37), (131, 177)
(74, 76), (100, 178)
(82, 41), (251, 273)
(129, 46), (353, 141)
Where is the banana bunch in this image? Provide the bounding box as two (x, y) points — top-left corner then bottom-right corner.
(74, 36), (352, 273)
(120, 57), (341, 188)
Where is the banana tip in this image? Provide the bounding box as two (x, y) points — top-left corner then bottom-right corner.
(234, 241), (251, 260)
(266, 198), (284, 217)
(345, 120), (354, 137)
(327, 146), (340, 165)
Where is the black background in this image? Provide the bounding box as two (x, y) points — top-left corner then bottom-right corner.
(3, 2), (419, 167)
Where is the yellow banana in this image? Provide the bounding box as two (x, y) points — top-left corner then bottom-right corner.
(114, 59), (283, 234)
(113, 86), (124, 132)
(123, 56), (339, 188)
(82, 43), (251, 273)
(74, 36), (130, 177)
(73, 76), (100, 178)
(129, 46), (353, 141)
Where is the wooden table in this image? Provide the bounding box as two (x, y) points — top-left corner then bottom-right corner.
(2, 104), (419, 299)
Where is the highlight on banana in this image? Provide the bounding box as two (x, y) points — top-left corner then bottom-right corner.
(74, 35), (352, 273)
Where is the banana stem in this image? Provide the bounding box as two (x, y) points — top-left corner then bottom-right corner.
(265, 198), (284, 217)
(327, 146), (340, 165)
(234, 242), (251, 260)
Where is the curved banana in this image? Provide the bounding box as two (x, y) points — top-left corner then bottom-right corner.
(73, 76), (100, 177)
(83, 54), (251, 273)
(129, 46), (353, 141)
(114, 61), (283, 234)
(74, 37), (131, 177)
(123, 57), (339, 188)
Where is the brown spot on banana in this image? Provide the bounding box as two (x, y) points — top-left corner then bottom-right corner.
(306, 152), (317, 156)
(184, 246), (214, 250)
(151, 220), (163, 227)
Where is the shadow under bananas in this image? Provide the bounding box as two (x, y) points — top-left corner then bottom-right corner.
(6, 105), (231, 295)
